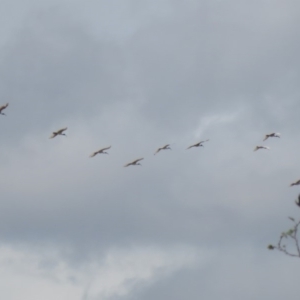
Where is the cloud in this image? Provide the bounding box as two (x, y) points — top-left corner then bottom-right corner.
(0, 244), (202, 300)
(0, 1), (300, 299)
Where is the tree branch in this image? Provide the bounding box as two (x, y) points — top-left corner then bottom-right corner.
(268, 218), (300, 258)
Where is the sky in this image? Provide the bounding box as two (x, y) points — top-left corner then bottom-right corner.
(0, 0), (300, 299)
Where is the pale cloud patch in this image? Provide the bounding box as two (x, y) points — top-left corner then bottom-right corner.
(0, 244), (205, 300)
(192, 109), (244, 140)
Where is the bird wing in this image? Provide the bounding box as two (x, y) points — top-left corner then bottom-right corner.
(124, 158), (143, 167)
(187, 143), (197, 149)
(57, 127), (68, 134)
(263, 135), (269, 141)
(132, 158), (144, 164)
(49, 132), (56, 139)
(154, 148), (161, 155)
(290, 180), (300, 186)
(0, 103), (8, 111)
(199, 139), (209, 144)
(99, 146), (111, 152)
(162, 144), (170, 148)
(89, 152), (97, 157)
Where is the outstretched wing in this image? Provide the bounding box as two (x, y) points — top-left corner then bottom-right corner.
(187, 143), (197, 150)
(132, 158), (144, 164)
(99, 146), (111, 152)
(0, 103), (8, 112)
(125, 158), (144, 166)
(263, 135), (269, 141)
(154, 148), (162, 155)
(199, 139), (209, 144)
(57, 127), (68, 134)
(290, 180), (300, 186)
(90, 152), (98, 157)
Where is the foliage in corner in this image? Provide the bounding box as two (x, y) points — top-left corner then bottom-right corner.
(268, 217), (300, 258)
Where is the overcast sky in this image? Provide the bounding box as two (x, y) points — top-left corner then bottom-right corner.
(1, 0), (300, 299)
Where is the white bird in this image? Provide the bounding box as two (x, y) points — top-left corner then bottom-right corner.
(0, 103), (9, 116)
(124, 158), (144, 167)
(290, 179), (300, 187)
(49, 127), (68, 139)
(253, 146), (270, 151)
(154, 144), (171, 155)
(263, 132), (280, 141)
(90, 146), (111, 157)
(186, 139), (209, 150)
(295, 194), (300, 207)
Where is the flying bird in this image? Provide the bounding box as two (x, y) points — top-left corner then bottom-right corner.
(154, 144), (171, 155)
(0, 103), (9, 116)
(253, 146), (270, 151)
(186, 139), (209, 150)
(296, 195), (300, 207)
(290, 179), (300, 187)
(49, 127), (68, 139)
(90, 146), (111, 157)
(124, 158), (144, 167)
(263, 132), (281, 141)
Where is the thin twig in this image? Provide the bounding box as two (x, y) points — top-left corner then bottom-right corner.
(269, 219), (300, 258)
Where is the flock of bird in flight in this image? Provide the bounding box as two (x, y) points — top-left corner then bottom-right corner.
(0, 102), (210, 167)
(252, 129), (300, 207)
(49, 127), (210, 167)
(1, 102), (300, 204)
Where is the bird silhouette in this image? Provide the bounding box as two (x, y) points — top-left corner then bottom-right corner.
(49, 127), (68, 139)
(290, 179), (300, 187)
(90, 146), (111, 157)
(124, 158), (144, 167)
(154, 144), (171, 155)
(263, 132), (280, 141)
(186, 139), (209, 150)
(254, 146), (270, 151)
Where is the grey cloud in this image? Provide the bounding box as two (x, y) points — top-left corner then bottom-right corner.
(0, 1), (300, 299)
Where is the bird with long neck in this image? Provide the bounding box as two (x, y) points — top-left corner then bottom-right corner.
(90, 146), (111, 157)
(253, 146), (270, 151)
(154, 144), (171, 155)
(186, 139), (209, 150)
(263, 132), (280, 141)
(124, 158), (144, 167)
(49, 127), (68, 139)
